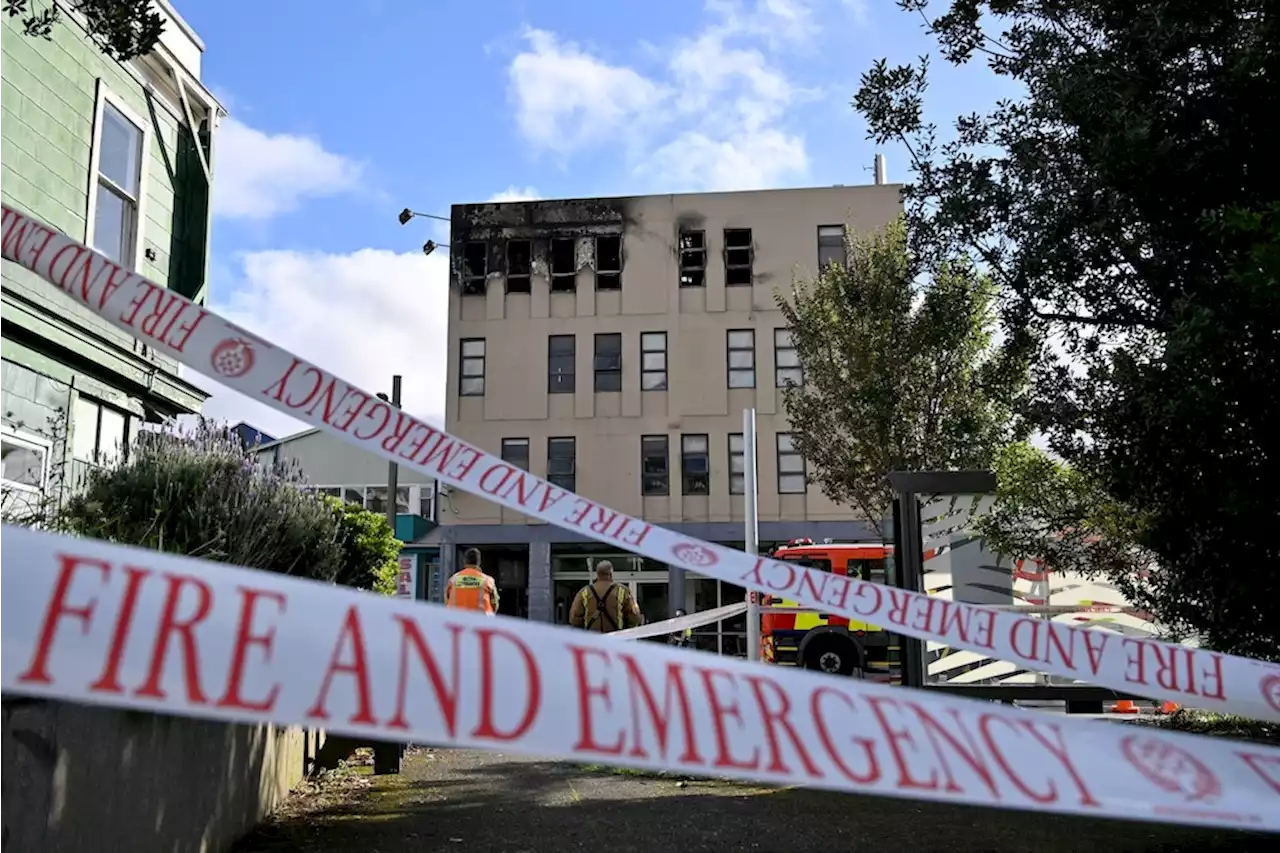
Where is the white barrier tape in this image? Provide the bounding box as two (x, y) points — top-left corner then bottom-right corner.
(610, 602), (748, 640)
(3, 526), (1278, 833)
(3, 202), (1278, 723)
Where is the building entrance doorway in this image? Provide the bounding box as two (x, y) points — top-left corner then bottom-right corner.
(552, 571), (670, 627)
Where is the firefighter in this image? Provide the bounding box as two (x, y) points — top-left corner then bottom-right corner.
(569, 560), (643, 633)
(445, 548), (499, 616)
(668, 608), (694, 649)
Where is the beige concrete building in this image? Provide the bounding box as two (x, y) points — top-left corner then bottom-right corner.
(439, 183), (903, 644)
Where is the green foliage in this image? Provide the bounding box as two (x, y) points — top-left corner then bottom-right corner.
(855, 1), (1280, 659)
(775, 217), (1031, 528)
(52, 420), (347, 581)
(7, 0), (165, 62)
(324, 496), (402, 595)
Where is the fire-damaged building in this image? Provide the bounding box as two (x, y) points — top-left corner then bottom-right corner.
(435, 182), (902, 653)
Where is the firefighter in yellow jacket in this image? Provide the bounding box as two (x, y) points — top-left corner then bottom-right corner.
(569, 560), (643, 633)
(445, 548), (499, 615)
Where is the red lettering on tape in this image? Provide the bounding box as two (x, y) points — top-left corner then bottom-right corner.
(217, 587), (287, 713)
(135, 573), (214, 704)
(307, 606), (378, 726)
(17, 553), (112, 685)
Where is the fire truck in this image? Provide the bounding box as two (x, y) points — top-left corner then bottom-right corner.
(758, 538), (898, 680)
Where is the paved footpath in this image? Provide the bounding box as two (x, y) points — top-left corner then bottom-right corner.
(233, 748), (1264, 853)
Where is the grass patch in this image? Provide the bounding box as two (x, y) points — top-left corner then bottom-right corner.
(1130, 709), (1279, 746)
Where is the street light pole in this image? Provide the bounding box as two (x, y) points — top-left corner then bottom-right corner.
(744, 408), (761, 662)
(385, 374), (402, 532)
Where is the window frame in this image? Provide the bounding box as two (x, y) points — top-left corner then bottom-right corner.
(680, 433), (711, 496)
(548, 334), (576, 394)
(818, 224), (846, 271)
(724, 227), (754, 286)
(728, 432), (745, 495)
(72, 396), (133, 467)
(776, 432), (807, 494)
(593, 332), (623, 393)
(678, 229), (706, 287)
(547, 437), (577, 492)
(85, 80), (151, 270)
(774, 327), (804, 388)
(595, 234), (622, 291)
(501, 438), (530, 471)
(550, 237), (577, 292)
(726, 329), (756, 389)
(640, 434), (670, 496)
(1, 427), (52, 495)
(459, 338), (487, 397)
(640, 331), (668, 391)
(506, 239), (532, 294)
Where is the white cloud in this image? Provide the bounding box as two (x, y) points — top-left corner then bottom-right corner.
(507, 0), (853, 191)
(193, 248), (449, 441)
(213, 117), (365, 220)
(487, 186), (543, 203)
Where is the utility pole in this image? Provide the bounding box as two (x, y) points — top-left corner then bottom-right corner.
(373, 374), (404, 776)
(744, 408), (761, 662)
(385, 374), (402, 532)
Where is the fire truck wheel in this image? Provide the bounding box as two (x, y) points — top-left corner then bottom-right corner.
(801, 634), (859, 677)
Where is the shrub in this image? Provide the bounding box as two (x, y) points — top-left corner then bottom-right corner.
(54, 419), (346, 582)
(325, 496), (402, 594)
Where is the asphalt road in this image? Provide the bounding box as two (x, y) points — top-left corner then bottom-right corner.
(233, 748), (1267, 853)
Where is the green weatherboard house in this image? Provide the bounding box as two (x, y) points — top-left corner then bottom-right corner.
(1, 1), (222, 506)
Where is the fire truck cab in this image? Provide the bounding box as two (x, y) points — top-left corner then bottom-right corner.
(759, 538), (896, 678)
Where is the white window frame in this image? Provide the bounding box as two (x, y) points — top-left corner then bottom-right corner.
(1, 427), (52, 495)
(72, 396), (135, 468)
(776, 432), (807, 494)
(774, 328), (804, 388)
(85, 79), (151, 270)
(311, 483), (436, 519)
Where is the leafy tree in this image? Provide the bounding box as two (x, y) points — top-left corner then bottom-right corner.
(7, 0), (165, 62)
(855, 1), (1280, 659)
(325, 496), (402, 595)
(775, 216), (1030, 530)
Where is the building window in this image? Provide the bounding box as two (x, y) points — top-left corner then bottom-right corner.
(728, 433), (745, 495)
(501, 438), (530, 470)
(462, 241), (487, 295)
(309, 484), (432, 517)
(0, 427), (48, 514)
(594, 333), (622, 392)
(641, 331), (667, 391)
(418, 484), (436, 520)
(727, 329), (756, 388)
(72, 397), (131, 466)
(775, 328), (803, 387)
(679, 229), (706, 287)
(641, 435), (669, 496)
(724, 228), (753, 286)
(777, 433), (806, 494)
(818, 225), (846, 270)
(596, 235), (622, 291)
(547, 437), (576, 491)
(459, 338), (486, 396)
(89, 88), (147, 268)
(506, 240), (532, 294)
(548, 334), (576, 394)
(551, 238), (576, 292)
(681, 434), (710, 495)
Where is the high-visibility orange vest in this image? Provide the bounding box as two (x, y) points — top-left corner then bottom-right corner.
(446, 566), (496, 614)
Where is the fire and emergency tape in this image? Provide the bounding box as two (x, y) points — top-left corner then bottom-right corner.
(3, 525), (1279, 832)
(610, 602), (748, 640)
(2, 200), (1279, 726)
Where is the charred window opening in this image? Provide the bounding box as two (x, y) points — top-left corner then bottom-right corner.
(679, 230), (705, 288)
(596, 234), (622, 291)
(506, 240), (532, 294)
(724, 228), (753, 286)
(462, 241), (488, 296)
(551, 238), (576, 292)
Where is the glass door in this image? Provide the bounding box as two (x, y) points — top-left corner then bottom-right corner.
(630, 581), (670, 627)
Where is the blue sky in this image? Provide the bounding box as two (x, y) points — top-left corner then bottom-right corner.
(176, 0), (1013, 437)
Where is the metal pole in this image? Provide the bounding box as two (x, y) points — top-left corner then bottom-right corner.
(373, 374), (404, 776)
(744, 408), (761, 662)
(385, 375), (402, 532)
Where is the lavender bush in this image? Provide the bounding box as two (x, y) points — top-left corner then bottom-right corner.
(54, 419), (347, 582)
